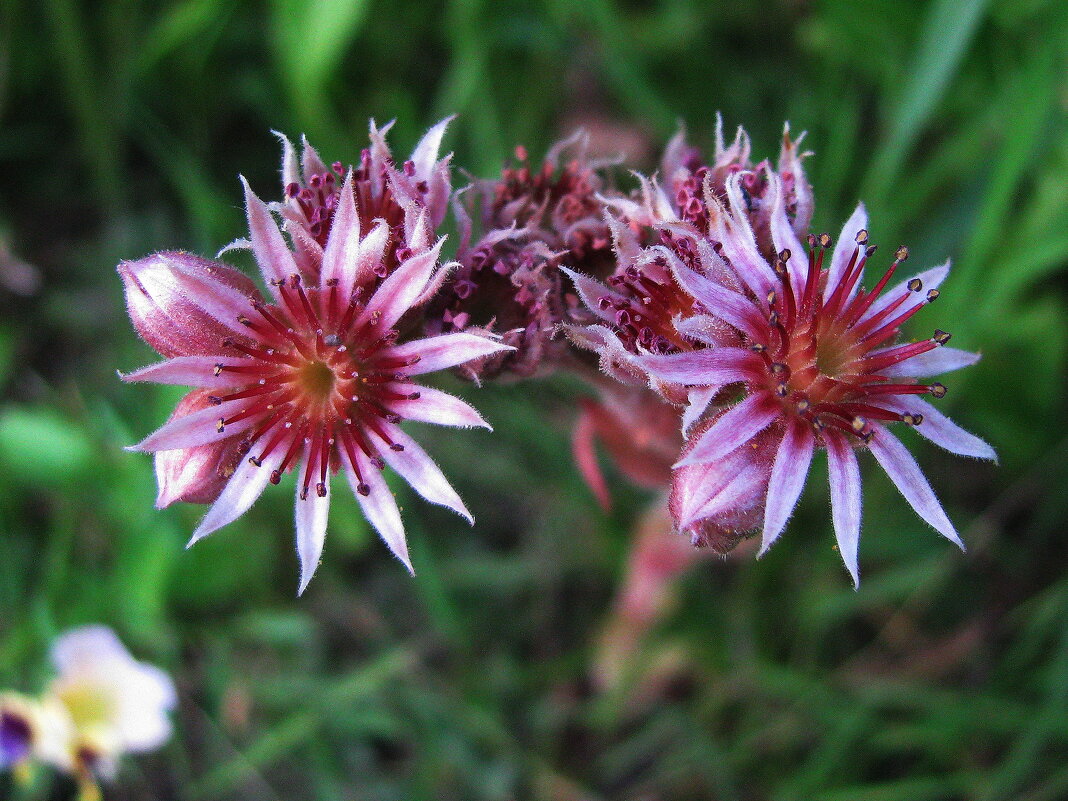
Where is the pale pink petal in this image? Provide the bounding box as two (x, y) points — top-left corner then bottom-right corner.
(676, 395), (781, 467)
(414, 257), (456, 307)
(675, 314), (736, 347)
(669, 262), (766, 340)
(129, 397), (257, 452)
(879, 397), (997, 461)
(683, 463), (766, 528)
(824, 203), (867, 302)
(351, 218), (390, 289)
(682, 386), (718, 436)
(560, 267), (623, 325)
(300, 135), (328, 178)
(860, 260), (950, 324)
(121, 357), (254, 387)
(778, 122), (813, 234)
(385, 333), (515, 376)
(319, 170), (361, 296)
(216, 237), (251, 257)
(242, 177), (300, 300)
(718, 175), (777, 297)
(768, 174), (808, 293)
(295, 458), (330, 596)
(187, 446), (285, 546)
(369, 424), (472, 523)
(868, 427), (964, 548)
(759, 420), (815, 556)
(560, 324), (647, 386)
(389, 385), (491, 429)
(355, 238), (443, 333)
(638, 348), (759, 387)
(825, 432), (863, 587)
(410, 116), (453, 180)
(272, 130), (300, 192)
(879, 346), (980, 378)
(342, 447), (412, 572)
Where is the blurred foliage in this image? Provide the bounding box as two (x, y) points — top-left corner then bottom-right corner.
(1, 0), (1067, 799)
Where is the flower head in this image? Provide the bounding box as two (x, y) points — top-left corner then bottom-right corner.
(426, 132), (613, 380)
(569, 167), (994, 583)
(610, 115), (813, 257)
(43, 626), (175, 779)
(273, 119), (453, 283)
(120, 150), (511, 592)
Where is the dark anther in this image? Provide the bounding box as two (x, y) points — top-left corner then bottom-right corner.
(768, 312), (779, 327)
(270, 470), (282, 484)
(249, 456), (262, 467)
(818, 233), (832, 248)
(238, 315), (253, 326)
(390, 443), (405, 452)
(770, 362), (788, 375)
(926, 289), (940, 302)
(907, 279), (923, 292)
(895, 246), (910, 262)
(750, 343), (767, 353)
(299, 488), (308, 500)
(851, 416), (867, 433)
(325, 278), (339, 287)
(796, 398), (811, 413)
(930, 382), (947, 398)
(766, 290), (777, 306)
(385, 413), (401, 424)
(370, 456), (386, 469)
(216, 419), (225, 433)
(933, 329), (952, 345)
(316, 482), (327, 498)
(324, 334), (341, 347)
(208, 395), (223, 405)
(865, 245), (878, 258)
(213, 364), (223, 376)
(777, 248), (791, 263)
(855, 229), (869, 245)
(357, 483), (371, 496)
(807, 233), (817, 248)
(775, 383), (789, 398)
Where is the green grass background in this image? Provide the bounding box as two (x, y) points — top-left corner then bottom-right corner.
(0, 0), (1066, 798)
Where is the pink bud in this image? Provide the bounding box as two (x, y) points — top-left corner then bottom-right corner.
(118, 252), (263, 358)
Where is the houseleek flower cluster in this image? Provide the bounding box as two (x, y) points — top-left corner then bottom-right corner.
(0, 626), (175, 795)
(119, 115), (994, 591)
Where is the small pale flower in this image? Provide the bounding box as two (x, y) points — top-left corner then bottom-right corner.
(0, 692), (73, 774)
(120, 162), (512, 592)
(1, 693), (40, 769)
(43, 626), (175, 778)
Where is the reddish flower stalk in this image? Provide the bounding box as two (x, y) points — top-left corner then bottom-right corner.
(120, 144), (511, 593)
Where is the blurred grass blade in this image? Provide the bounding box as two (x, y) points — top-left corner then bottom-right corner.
(863, 0), (991, 203)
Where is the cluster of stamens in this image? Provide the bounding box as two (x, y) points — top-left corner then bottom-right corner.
(598, 262), (699, 354)
(751, 230), (950, 442)
(210, 273), (422, 500)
